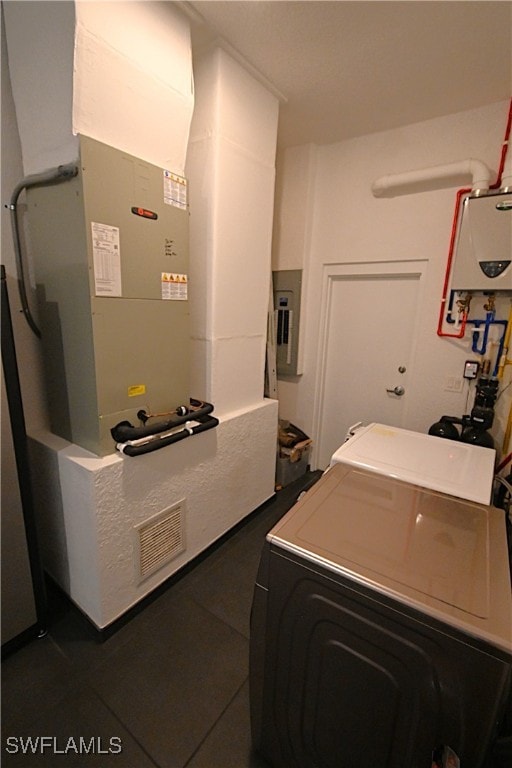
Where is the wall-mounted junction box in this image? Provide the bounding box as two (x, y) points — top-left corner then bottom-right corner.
(27, 135), (190, 456)
(273, 269), (302, 377)
(464, 360), (479, 380)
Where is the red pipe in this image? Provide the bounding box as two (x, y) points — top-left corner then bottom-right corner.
(436, 187), (471, 338)
(496, 451), (512, 474)
(490, 98), (512, 190)
(437, 98), (512, 338)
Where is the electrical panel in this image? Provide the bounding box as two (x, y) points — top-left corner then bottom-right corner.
(451, 192), (512, 293)
(273, 270), (302, 376)
(27, 135), (190, 456)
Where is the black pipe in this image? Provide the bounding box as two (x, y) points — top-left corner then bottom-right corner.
(117, 414), (219, 457)
(111, 399), (214, 443)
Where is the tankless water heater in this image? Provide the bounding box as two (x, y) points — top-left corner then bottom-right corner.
(27, 136), (190, 456)
(451, 191), (512, 293)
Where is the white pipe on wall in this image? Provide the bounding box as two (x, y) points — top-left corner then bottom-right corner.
(372, 158), (492, 198)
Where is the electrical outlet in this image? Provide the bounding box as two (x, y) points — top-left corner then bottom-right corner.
(444, 376), (463, 393)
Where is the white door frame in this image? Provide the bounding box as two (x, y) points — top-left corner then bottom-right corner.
(311, 259), (427, 468)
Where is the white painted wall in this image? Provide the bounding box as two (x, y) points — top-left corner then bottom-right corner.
(3, 0), (194, 175)
(271, 144), (316, 375)
(186, 47), (279, 413)
(272, 144), (316, 273)
(3, 1), (278, 626)
(73, 0), (193, 174)
(2, 0), (77, 175)
(275, 101), (512, 461)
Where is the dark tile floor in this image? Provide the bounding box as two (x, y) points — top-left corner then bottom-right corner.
(2, 472), (321, 768)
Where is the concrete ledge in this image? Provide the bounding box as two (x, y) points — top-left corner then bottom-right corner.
(29, 398), (278, 627)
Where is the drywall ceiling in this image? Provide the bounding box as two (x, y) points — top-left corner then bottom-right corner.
(183, 1), (512, 148)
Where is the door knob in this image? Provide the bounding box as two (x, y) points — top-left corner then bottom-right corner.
(386, 385), (405, 396)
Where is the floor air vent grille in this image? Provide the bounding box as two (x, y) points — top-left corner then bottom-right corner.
(135, 501), (185, 583)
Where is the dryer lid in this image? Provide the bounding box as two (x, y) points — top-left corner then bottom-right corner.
(269, 464), (512, 654)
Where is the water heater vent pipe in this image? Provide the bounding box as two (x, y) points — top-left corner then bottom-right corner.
(500, 141), (512, 192)
(372, 158), (492, 198)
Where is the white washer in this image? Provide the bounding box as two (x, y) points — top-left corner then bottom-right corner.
(329, 422), (495, 504)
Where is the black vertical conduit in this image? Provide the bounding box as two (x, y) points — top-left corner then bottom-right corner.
(1, 265), (47, 642)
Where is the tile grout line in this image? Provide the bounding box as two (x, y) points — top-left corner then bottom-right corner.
(90, 687), (163, 768)
(188, 593), (252, 642)
(181, 676), (250, 768)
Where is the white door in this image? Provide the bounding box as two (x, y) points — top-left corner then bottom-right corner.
(315, 261), (426, 469)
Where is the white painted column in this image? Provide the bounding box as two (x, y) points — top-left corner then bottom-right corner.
(187, 47), (279, 414)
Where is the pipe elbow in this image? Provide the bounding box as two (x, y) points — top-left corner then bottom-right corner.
(466, 158), (492, 193)
(371, 177), (392, 198)
(372, 158), (493, 198)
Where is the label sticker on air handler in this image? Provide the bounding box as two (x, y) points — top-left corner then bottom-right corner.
(91, 222), (122, 297)
(163, 170), (187, 210)
(161, 273), (188, 301)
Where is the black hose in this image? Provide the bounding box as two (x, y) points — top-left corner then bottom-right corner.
(7, 163), (79, 338)
(118, 414), (219, 457)
(111, 400), (214, 442)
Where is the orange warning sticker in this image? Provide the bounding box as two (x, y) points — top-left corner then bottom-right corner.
(161, 272), (188, 301)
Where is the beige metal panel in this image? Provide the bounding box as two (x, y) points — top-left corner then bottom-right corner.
(27, 175), (100, 453)
(92, 296), (190, 453)
(27, 136), (190, 456)
(80, 135), (189, 300)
